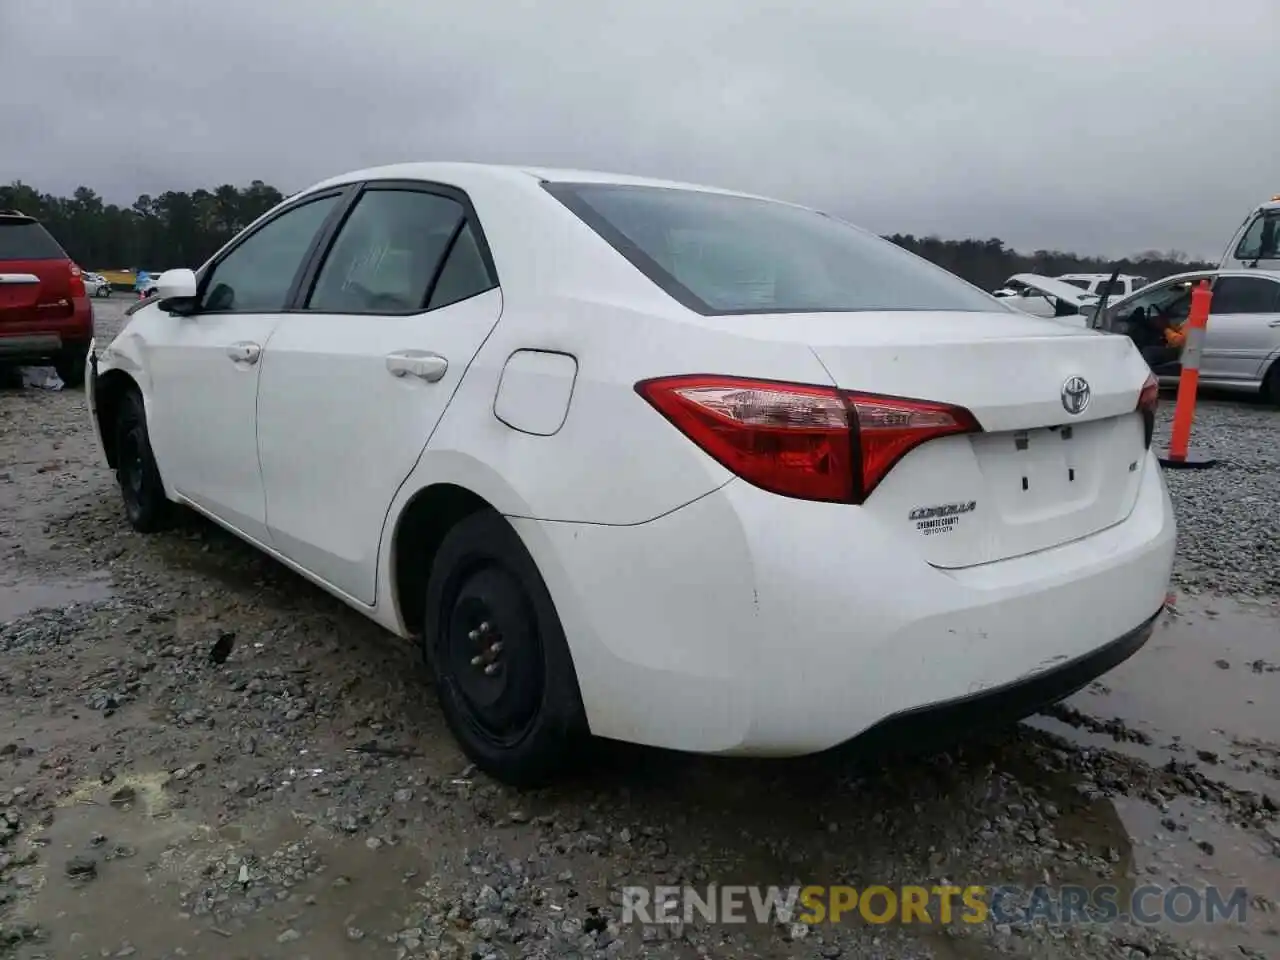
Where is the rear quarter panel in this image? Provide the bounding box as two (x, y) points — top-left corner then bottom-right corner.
(419, 295), (834, 524)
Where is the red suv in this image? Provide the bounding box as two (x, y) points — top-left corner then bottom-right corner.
(0, 209), (93, 387)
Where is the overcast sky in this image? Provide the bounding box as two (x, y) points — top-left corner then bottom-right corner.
(2, 0), (1276, 258)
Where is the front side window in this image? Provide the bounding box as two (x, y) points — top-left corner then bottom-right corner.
(200, 195), (339, 312)
(1105, 278), (1202, 333)
(545, 183), (1006, 315)
(1233, 211), (1280, 261)
(1211, 276), (1280, 314)
(307, 189), (488, 314)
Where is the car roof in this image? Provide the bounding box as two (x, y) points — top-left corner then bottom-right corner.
(1146, 268), (1280, 284)
(300, 161), (783, 204)
(1102, 268), (1280, 307)
(1058, 273), (1144, 281)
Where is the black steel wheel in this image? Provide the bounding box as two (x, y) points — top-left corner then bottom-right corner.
(424, 509), (587, 785)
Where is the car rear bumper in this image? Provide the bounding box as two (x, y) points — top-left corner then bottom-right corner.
(0, 297), (93, 363)
(512, 449), (1176, 756)
(0, 333), (63, 360)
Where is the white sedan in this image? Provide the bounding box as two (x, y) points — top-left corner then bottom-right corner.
(86, 163), (1176, 784)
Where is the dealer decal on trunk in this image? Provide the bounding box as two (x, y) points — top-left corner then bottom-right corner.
(908, 501), (977, 536)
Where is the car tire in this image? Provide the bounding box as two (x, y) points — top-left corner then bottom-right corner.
(1264, 362), (1280, 409)
(53, 342), (89, 389)
(114, 389), (172, 533)
(423, 509), (589, 786)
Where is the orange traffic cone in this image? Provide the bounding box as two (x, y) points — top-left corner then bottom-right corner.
(1157, 280), (1218, 469)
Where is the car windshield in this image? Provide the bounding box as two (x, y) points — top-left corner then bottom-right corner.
(1234, 211), (1280, 261)
(545, 183), (1007, 316)
(0, 219), (67, 260)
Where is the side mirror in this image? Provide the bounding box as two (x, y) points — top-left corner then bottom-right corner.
(155, 268), (198, 314)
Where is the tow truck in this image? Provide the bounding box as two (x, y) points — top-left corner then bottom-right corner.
(1219, 195), (1280, 271)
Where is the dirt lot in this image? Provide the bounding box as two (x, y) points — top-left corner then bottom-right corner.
(1, 298), (1278, 959)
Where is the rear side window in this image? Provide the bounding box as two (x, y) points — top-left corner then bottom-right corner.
(545, 183), (1005, 316)
(308, 189), (487, 314)
(0, 219), (67, 260)
(427, 222), (495, 310)
(1211, 277), (1280, 314)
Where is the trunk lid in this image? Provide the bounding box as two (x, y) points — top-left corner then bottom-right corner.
(0, 217), (74, 327)
(705, 310), (1153, 568)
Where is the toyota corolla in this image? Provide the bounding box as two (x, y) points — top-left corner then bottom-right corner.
(86, 163), (1175, 784)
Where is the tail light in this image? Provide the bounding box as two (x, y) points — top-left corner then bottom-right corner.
(69, 263), (86, 298)
(635, 375), (981, 504)
(1137, 372), (1159, 448)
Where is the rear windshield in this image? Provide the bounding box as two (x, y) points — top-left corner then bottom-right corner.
(1059, 277), (1091, 289)
(0, 218), (67, 260)
(544, 183), (1006, 316)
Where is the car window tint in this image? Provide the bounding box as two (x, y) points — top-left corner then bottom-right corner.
(1234, 212), (1280, 260)
(427, 221), (494, 310)
(200, 196), (338, 312)
(308, 190), (464, 314)
(0, 219), (67, 259)
(1114, 281), (1195, 325)
(546, 183), (1004, 315)
(1211, 277), (1280, 314)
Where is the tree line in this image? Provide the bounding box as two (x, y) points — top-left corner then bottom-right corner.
(2, 180), (1211, 290)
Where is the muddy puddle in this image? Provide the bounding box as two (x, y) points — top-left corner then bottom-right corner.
(0, 573), (115, 623)
(1022, 595), (1280, 955)
(8, 774), (477, 959)
(1110, 793), (1280, 954)
(1029, 595), (1280, 798)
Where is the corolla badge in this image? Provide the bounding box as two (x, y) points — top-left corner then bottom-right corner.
(1060, 376), (1090, 415)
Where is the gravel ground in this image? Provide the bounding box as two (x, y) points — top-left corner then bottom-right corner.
(1, 299), (1277, 959)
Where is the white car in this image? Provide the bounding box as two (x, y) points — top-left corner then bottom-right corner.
(86, 163), (1176, 784)
(993, 274), (1099, 323)
(1057, 274), (1149, 299)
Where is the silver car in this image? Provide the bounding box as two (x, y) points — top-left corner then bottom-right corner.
(1088, 269), (1280, 406)
(82, 271), (112, 298)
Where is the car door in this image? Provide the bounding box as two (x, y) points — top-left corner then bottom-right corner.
(1202, 275), (1280, 383)
(1096, 275), (1203, 372)
(254, 181), (502, 603)
(146, 190), (346, 543)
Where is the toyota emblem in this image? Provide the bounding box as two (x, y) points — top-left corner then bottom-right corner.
(1061, 376), (1091, 415)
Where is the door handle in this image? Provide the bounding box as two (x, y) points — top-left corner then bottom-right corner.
(227, 341), (261, 364)
(386, 350), (448, 382)
(1268, 319), (1280, 327)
